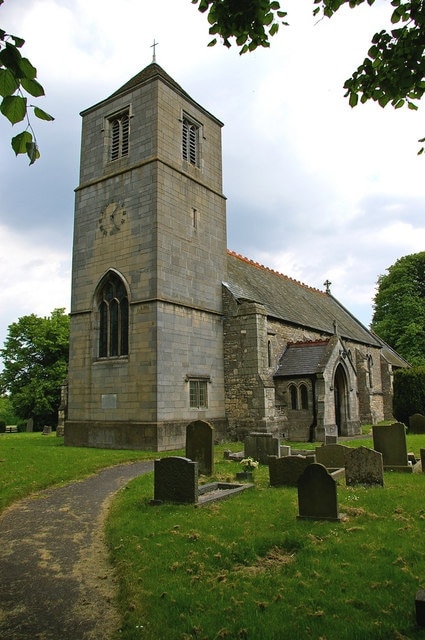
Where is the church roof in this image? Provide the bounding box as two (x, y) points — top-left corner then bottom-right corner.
(274, 340), (332, 377)
(83, 63), (223, 126)
(108, 63), (192, 100)
(224, 251), (381, 347)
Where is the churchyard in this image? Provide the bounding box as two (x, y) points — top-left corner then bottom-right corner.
(2, 429), (425, 638)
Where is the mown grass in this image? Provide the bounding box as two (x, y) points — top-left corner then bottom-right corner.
(2, 432), (425, 639)
(106, 436), (425, 640)
(0, 432), (173, 512)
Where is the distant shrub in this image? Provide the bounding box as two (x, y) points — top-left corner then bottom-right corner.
(0, 421), (5, 433)
(393, 366), (425, 426)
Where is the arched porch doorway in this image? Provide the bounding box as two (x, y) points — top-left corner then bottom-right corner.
(334, 364), (349, 436)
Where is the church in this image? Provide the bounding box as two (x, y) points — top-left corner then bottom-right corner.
(65, 62), (407, 450)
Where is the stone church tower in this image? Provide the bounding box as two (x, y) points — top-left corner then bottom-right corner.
(65, 63), (227, 450)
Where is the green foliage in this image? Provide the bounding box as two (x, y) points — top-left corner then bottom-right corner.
(371, 251), (425, 365)
(193, 0), (425, 149)
(393, 365), (425, 424)
(0, 0), (53, 164)
(192, 0), (288, 53)
(0, 309), (70, 430)
(0, 394), (19, 425)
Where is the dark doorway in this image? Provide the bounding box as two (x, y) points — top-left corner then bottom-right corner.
(334, 364), (348, 436)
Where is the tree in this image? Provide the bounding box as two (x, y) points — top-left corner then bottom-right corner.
(0, 308), (70, 429)
(0, 0), (53, 164)
(193, 0), (425, 150)
(371, 252), (425, 365)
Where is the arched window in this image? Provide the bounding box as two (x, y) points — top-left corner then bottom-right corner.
(289, 384), (298, 410)
(98, 273), (129, 358)
(300, 384), (309, 410)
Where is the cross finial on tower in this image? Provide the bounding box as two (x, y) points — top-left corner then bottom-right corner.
(324, 279), (332, 294)
(151, 39), (159, 63)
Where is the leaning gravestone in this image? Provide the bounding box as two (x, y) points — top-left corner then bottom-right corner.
(345, 446), (384, 486)
(409, 413), (425, 434)
(420, 449), (425, 473)
(154, 457), (198, 504)
(186, 420), (214, 476)
(269, 455), (315, 487)
(372, 423), (411, 472)
(297, 463), (342, 521)
(315, 444), (351, 470)
(244, 432), (280, 464)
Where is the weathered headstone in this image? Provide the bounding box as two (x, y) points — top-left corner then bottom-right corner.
(409, 413), (425, 434)
(297, 463), (341, 521)
(186, 420), (214, 476)
(269, 455), (314, 487)
(42, 425), (52, 435)
(153, 457), (198, 504)
(345, 446), (384, 486)
(315, 444), (351, 470)
(244, 432), (280, 464)
(372, 423), (411, 471)
(420, 449), (425, 473)
(325, 434), (338, 445)
(416, 589), (425, 627)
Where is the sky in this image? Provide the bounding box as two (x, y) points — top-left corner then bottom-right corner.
(1, 0), (424, 357)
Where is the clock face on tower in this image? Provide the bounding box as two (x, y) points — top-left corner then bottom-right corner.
(98, 202), (127, 236)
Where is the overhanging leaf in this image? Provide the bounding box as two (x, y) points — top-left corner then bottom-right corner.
(21, 77), (44, 97)
(11, 130), (32, 155)
(33, 106), (54, 121)
(0, 68), (19, 97)
(0, 94), (27, 124)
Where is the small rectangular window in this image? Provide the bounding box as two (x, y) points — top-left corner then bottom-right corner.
(182, 115), (200, 166)
(109, 110), (130, 161)
(189, 379), (208, 408)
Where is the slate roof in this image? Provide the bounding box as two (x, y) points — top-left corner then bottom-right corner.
(107, 63), (191, 101)
(224, 251), (381, 347)
(274, 340), (331, 377)
(82, 63), (223, 125)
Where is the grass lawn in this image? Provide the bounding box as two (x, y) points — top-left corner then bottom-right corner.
(2, 431), (425, 639)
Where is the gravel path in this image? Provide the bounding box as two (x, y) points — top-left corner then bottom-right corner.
(0, 460), (154, 640)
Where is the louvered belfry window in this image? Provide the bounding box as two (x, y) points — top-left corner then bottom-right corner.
(182, 116), (199, 165)
(110, 111), (129, 161)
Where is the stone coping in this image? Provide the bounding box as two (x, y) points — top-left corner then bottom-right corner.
(196, 482), (254, 506)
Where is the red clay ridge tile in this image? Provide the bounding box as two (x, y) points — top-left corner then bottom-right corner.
(227, 250), (326, 295)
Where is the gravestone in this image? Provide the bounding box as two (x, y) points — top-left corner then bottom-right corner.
(186, 420), (214, 476)
(409, 413), (425, 434)
(372, 423), (411, 472)
(315, 443), (351, 470)
(269, 455), (314, 487)
(345, 446), (384, 486)
(420, 449), (425, 473)
(244, 432), (280, 464)
(416, 589), (425, 627)
(297, 463), (341, 521)
(154, 457), (198, 504)
(42, 425), (52, 435)
(325, 435), (338, 445)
